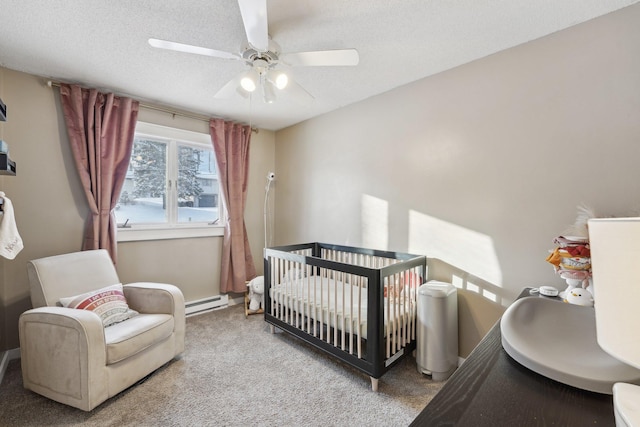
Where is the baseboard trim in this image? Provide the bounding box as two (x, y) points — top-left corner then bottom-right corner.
(0, 348), (21, 386)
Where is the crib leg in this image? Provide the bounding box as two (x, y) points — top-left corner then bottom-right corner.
(370, 377), (379, 392)
(270, 325), (275, 334)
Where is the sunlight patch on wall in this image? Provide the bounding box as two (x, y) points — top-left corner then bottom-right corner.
(408, 210), (503, 286)
(467, 282), (480, 293)
(451, 275), (464, 289)
(361, 194), (389, 250)
(483, 289), (498, 303)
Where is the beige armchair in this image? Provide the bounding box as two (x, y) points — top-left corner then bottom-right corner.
(18, 249), (185, 411)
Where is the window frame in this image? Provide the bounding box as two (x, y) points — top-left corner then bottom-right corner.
(116, 122), (225, 242)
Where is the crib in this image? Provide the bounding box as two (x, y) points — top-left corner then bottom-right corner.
(264, 242), (427, 391)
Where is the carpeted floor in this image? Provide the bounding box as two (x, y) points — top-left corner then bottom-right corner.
(0, 304), (443, 426)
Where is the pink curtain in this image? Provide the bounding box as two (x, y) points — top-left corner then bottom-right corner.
(210, 118), (257, 293)
(60, 84), (139, 263)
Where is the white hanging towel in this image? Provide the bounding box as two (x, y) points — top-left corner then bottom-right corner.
(0, 191), (23, 259)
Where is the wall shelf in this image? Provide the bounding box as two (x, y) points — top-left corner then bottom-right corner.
(0, 97), (6, 121)
(0, 97), (15, 175)
(0, 153), (16, 175)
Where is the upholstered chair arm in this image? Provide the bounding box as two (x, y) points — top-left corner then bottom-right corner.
(124, 283), (186, 355)
(18, 307), (109, 411)
(124, 283), (184, 315)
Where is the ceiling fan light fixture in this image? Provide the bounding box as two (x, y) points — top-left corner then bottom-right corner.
(235, 86), (250, 99)
(262, 79), (276, 103)
(240, 70), (258, 92)
(266, 70), (288, 90)
(275, 72), (288, 90)
(240, 77), (256, 92)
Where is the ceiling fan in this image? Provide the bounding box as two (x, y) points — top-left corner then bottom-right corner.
(148, 0), (359, 104)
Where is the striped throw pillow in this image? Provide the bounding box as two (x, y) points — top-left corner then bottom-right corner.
(60, 283), (138, 327)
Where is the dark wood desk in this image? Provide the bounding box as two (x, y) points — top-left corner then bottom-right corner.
(410, 290), (615, 426)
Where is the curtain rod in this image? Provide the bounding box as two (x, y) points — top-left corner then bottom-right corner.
(46, 80), (258, 133)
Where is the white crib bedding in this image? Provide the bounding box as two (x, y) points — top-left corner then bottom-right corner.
(269, 275), (415, 340)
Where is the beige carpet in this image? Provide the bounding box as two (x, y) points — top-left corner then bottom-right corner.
(0, 304), (443, 426)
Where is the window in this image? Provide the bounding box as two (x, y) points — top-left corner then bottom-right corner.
(115, 122), (223, 241)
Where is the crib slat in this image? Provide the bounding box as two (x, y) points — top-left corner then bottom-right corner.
(284, 259), (290, 324)
(357, 275), (363, 359)
(340, 270), (346, 351)
(307, 270), (312, 336)
(330, 270), (338, 346)
(392, 274), (397, 355)
(350, 258), (357, 351)
(385, 274), (390, 359)
(320, 269), (325, 341)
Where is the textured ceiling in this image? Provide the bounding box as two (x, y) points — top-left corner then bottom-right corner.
(0, 0), (638, 130)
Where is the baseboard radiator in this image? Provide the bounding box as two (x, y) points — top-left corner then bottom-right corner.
(185, 295), (229, 316)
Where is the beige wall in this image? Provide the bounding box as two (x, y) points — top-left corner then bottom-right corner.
(0, 69), (275, 350)
(274, 4), (640, 356)
(2, 4), (639, 358)
(0, 70), (86, 351)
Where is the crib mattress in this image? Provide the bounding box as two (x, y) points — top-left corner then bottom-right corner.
(269, 275), (415, 339)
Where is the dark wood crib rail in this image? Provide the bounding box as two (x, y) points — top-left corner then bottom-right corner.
(264, 242), (426, 386)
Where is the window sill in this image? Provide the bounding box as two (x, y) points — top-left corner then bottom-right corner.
(116, 225), (224, 242)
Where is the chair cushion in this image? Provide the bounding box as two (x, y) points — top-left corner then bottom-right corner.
(104, 313), (174, 364)
(59, 283), (138, 327)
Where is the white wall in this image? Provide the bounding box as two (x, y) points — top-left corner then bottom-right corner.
(274, 4), (640, 355)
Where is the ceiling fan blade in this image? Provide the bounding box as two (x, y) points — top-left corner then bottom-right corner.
(280, 49), (359, 67)
(237, 0), (269, 52)
(148, 38), (240, 60)
(282, 79), (315, 106)
(214, 72), (247, 98)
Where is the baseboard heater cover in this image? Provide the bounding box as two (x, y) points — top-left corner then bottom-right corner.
(185, 295), (229, 316)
